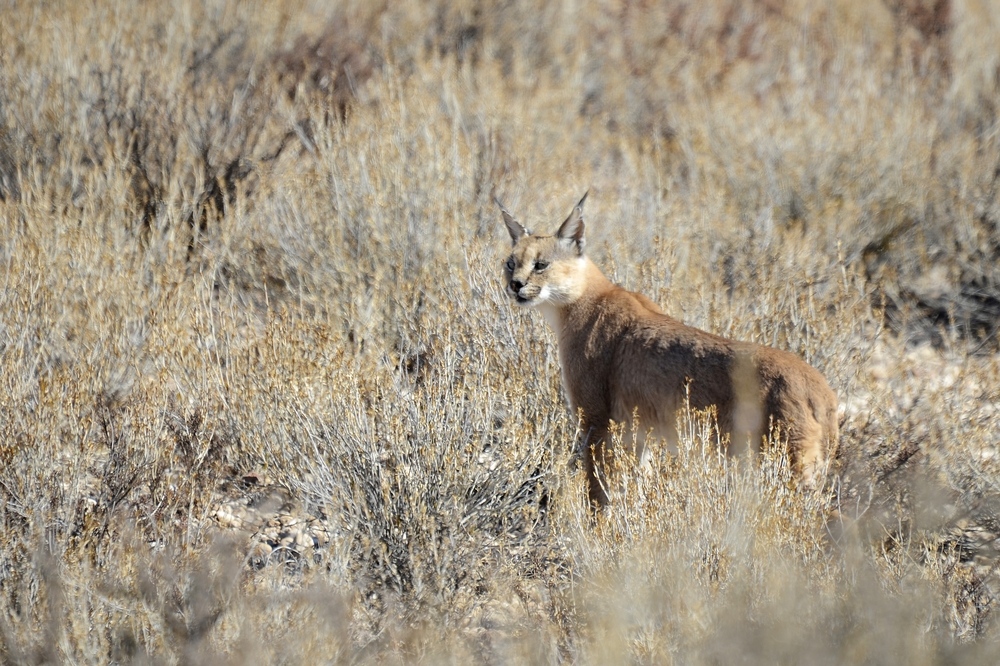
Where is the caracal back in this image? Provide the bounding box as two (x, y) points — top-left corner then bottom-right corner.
(496, 193), (839, 506)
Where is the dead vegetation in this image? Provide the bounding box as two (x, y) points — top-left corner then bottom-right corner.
(1, 0), (1000, 662)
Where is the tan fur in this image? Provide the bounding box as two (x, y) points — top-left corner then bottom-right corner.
(497, 194), (839, 506)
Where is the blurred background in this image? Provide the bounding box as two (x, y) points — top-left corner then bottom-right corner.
(2, 0), (1000, 662)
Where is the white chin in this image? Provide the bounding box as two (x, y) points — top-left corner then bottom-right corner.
(508, 286), (548, 306)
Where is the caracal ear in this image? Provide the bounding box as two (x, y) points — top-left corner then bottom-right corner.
(556, 191), (588, 254)
(495, 196), (530, 244)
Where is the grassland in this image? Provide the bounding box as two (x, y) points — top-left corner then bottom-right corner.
(1, 0), (1000, 662)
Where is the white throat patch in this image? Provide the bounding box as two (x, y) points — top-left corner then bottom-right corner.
(538, 302), (561, 333)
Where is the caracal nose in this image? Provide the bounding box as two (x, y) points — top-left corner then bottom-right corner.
(510, 278), (525, 293)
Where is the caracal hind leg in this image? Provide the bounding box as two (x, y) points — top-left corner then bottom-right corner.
(791, 414), (826, 491)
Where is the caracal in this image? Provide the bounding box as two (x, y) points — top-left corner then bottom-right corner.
(497, 193), (838, 506)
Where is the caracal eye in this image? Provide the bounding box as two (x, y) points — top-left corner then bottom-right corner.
(534, 260), (549, 271)
(505, 257), (516, 271)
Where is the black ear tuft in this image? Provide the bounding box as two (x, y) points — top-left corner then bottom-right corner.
(495, 197), (530, 244)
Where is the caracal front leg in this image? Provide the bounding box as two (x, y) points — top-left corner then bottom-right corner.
(578, 421), (611, 508)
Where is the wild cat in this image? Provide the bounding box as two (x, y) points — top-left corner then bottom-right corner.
(497, 193), (838, 506)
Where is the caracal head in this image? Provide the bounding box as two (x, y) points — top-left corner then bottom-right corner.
(496, 192), (590, 308)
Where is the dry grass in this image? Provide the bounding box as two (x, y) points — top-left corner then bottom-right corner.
(2, 0), (1000, 662)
